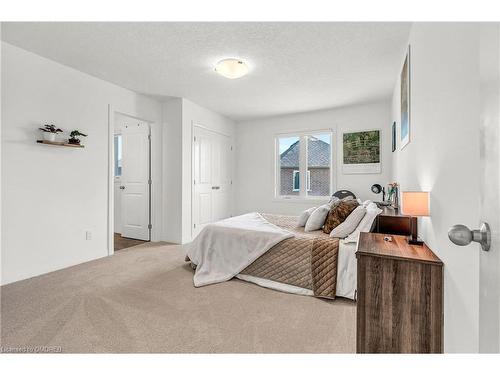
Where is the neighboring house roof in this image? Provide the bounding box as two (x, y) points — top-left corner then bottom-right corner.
(280, 137), (330, 167)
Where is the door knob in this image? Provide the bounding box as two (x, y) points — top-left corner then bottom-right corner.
(211, 186), (220, 190)
(119, 185), (125, 190)
(448, 222), (491, 251)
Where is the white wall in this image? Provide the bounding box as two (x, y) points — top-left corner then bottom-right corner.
(1, 42), (162, 285)
(391, 23), (481, 352)
(234, 100), (392, 216)
(162, 98), (236, 244)
(162, 98), (183, 244)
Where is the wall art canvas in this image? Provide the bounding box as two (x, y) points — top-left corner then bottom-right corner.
(400, 46), (410, 149)
(342, 130), (381, 174)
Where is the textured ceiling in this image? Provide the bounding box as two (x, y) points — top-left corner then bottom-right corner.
(1, 22), (411, 121)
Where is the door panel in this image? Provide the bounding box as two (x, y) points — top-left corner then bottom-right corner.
(192, 127), (213, 237)
(479, 24), (500, 352)
(120, 122), (150, 241)
(192, 126), (232, 238)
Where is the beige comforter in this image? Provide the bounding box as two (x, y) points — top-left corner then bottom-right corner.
(239, 214), (339, 299)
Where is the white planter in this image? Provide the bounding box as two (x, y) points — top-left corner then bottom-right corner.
(43, 132), (56, 142)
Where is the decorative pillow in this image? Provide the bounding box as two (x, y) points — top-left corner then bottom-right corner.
(323, 199), (359, 234)
(330, 206), (367, 238)
(328, 196), (340, 205)
(297, 207), (317, 227)
(304, 204), (331, 232)
(344, 206), (383, 243)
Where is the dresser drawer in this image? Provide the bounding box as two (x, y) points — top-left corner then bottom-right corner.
(356, 232), (443, 353)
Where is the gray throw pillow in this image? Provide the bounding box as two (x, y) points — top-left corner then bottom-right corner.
(297, 207), (317, 227)
(304, 204), (331, 232)
(330, 206), (367, 238)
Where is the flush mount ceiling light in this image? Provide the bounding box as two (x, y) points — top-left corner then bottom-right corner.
(214, 58), (249, 79)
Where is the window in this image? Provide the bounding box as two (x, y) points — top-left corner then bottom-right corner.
(276, 131), (332, 198)
(114, 134), (122, 177)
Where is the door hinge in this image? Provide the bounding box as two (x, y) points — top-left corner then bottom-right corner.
(148, 134), (151, 140)
(193, 179), (196, 185)
(193, 223), (196, 229)
(230, 146), (233, 151)
(230, 180), (233, 185)
(193, 136), (196, 142)
(148, 224), (152, 229)
(148, 179), (152, 185)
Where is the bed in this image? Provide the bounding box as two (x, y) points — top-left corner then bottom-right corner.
(236, 214), (358, 300)
(186, 211), (364, 301)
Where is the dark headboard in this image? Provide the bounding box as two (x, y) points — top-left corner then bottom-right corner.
(332, 190), (357, 200)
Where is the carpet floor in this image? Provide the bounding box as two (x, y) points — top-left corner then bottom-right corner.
(0, 242), (356, 353)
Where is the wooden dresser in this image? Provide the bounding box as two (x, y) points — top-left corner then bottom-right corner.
(356, 232), (443, 353)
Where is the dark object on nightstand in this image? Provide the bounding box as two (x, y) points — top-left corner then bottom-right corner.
(371, 183), (386, 201)
(356, 232), (443, 353)
(373, 206), (411, 236)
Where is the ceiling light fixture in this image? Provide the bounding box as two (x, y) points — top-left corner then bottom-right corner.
(214, 58), (249, 79)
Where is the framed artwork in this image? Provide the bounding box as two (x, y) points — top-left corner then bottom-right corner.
(342, 130), (381, 174)
(400, 46), (410, 149)
(392, 121), (396, 152)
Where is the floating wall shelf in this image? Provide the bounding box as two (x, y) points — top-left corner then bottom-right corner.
(37, 140), (85, 148)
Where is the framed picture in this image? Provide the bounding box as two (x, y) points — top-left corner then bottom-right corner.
(342, 130), (381, 174)
(400, 46), (410, 149)
(392, 121), (396, 152)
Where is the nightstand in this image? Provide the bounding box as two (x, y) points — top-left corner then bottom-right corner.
(374, 206), (411, 236)
(356, 232), (443, 353)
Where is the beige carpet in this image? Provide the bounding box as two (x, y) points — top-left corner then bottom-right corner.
(0, 242), (356, 353)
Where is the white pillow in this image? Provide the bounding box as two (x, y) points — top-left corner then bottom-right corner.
(304, 204), (331, 232)
(344, 206), (382, 243)
(362, 200), (373, 208)
(297, 207), (317, 227)
(330, 206), (367, 239)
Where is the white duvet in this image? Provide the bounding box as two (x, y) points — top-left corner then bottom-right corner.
(186, 212), (294, 287)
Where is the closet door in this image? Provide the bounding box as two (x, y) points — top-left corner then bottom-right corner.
(211, 132), (232, 222)
(192, 126), (232, 238)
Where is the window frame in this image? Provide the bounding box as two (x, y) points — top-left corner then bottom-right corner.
(274, 129), (334, 202)
(292, 170), (300, 191)
(114, 133), (123, 180)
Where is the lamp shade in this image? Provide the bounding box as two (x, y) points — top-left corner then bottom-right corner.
(402, 191), (430, 216)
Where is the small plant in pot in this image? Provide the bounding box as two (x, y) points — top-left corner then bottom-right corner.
(68, 130), (88, 145)
(39, 124), (63, 142)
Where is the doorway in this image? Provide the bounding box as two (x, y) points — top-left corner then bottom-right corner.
(113, 112), (152, 251)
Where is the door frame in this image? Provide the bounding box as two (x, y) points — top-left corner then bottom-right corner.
(107, 105), (157, 255)
(191, 122), (232, 239)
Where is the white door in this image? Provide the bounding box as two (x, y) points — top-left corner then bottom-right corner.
(478, 24), (500, 352)
(192, 126), (232, 238)
(120, 122), (150, 241)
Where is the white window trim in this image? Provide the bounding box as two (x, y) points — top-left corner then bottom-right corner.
(275, 129), (334, 201)
(292, 170), (300, 191)
(114, 133), (122, 180)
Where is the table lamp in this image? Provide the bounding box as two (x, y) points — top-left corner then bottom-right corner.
(401, 191), (430, 246)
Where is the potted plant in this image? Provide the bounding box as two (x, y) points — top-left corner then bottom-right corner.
(68, 130), (88, 145)
(39, 124), (63, 142)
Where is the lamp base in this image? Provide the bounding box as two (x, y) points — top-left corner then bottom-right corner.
(407, 236), (424, 246)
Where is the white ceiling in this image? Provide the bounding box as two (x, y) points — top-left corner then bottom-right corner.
(1, 22), (411, 121)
